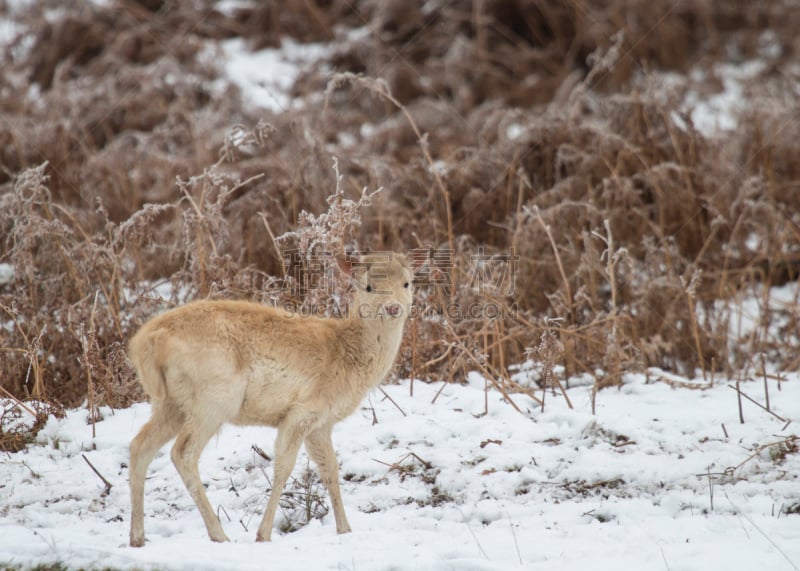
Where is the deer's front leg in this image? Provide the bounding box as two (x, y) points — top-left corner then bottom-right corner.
(256, 413), (315, 541)
(305, 423), (351, 534)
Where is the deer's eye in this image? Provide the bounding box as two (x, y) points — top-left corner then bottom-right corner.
(403, 282), (410, 288)
(366, 285), (373, 292)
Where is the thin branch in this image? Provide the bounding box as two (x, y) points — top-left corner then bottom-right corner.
(82, 454), (112, 493)
(259, 212), (287, 278)
(443, 321), (523, 414)
(251, 444), (272, 462)
(377, 386), (407, 417)
(727, 384), (786, 423)
(727, 435), (798, 475)
(0, 385), (38, 418)
(532, 206), (573, 317)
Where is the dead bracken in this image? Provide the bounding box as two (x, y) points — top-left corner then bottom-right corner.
(1, 1), (799, 436)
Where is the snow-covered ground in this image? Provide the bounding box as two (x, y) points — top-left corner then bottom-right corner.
(2, 372), (799, 570)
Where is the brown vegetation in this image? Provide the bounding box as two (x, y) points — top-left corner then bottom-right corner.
(1, 0), (799, 421)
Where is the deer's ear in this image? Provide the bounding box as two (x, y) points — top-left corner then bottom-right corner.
(409, 249), (429, 273)
(392, 253), (410, 269)
(337, 253), (370, 277)
(336, 254), (355, 276)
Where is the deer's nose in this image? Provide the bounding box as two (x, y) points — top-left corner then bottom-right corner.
(386, 303), (402, 317)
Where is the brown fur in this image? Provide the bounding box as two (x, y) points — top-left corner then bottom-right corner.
(128, 253), (414, 546)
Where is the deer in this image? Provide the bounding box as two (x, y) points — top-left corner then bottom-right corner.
(128, 252), (415, 546)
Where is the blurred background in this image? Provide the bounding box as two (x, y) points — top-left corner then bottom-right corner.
(1, 0), (799, 412)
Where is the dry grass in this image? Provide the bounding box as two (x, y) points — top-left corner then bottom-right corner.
(1, 0), (799, 432)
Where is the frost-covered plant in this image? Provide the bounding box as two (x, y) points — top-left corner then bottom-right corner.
(275, 157), (382, 316)
(276, 466), (329, 534)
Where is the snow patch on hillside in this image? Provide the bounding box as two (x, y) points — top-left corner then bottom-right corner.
(217, 38), (329, 113)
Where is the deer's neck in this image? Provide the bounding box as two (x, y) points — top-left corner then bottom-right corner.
(345, 313), (406, 389)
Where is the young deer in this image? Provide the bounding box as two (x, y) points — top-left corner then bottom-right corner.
(128, 253), (415, 546)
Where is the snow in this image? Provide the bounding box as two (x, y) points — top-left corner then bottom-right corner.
(0, 263), (14, 286)
(0, 1), (34, 57)
(686, 61), (767, 136)
(0, 18), (19, 48)
(506, 124), (525, 141)
(2, 373), (799, 570)
(705, 282), (800, 364)
(218, 38), (330, 113)
(214, 0), (256, 17)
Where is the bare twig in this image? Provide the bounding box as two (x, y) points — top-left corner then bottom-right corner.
(259, 212), (287, 278)
(377, 386), (407, 417)
(735, 377), (745, 424)
(251, 444), (271, 462)
(706, 466), (714, 511)
(82, 454), (112, 493)
(682, 270), (707, 382)
(760, 355), (770, 412)
(421, 344), (455, 370)
(443, 322), (523, 414)
(727, 384), (786, 423)
(0, 385), (37, 418)
(373, 451), (433, 473)
(431, 379), (448, 405)
(532, 206), (573, 317)
(410, 318), (417, 397)
(727, 435), (798, 475)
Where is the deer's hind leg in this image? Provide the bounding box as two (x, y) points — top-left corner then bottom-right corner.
(170, 410), (232, 543)
(130, 402), (183, 547)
